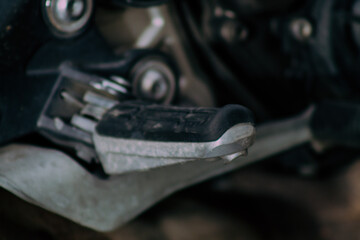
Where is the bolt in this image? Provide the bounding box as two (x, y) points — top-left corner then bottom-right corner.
(220, 20), (249, 43)
(54, 0), (86, 22)
(44, 0), (92, 37)
(290, 18), (313, 41)
(140, 69), (169, 102)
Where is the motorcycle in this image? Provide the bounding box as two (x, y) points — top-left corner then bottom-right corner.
(1, 0), (360, 238)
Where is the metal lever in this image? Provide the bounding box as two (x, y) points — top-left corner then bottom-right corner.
(0, 106), (313, 232)
(5, 102), (360, 233)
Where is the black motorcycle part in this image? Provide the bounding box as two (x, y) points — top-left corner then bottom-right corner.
(106, 0), (169, 8)
(96, 102), (254, 142)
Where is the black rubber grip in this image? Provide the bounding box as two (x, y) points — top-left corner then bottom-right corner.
(96, 102), (253, 142)
(310, 101), (360, 147)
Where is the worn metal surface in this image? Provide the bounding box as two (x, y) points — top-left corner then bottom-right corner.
(94, 123), (255, 174)
(135, 7), (165, 49)
(0, 144), (254, 232)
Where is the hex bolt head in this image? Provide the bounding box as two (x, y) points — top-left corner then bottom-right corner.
(290, 18), (313, 41)
(139, 69), (169, 102)
(131, 58), (177, 104)
(43, 0), (93, 38)
(54, 0), (85, 21)
(220, 20), (249, 43)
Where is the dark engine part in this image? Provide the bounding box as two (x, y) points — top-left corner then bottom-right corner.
(279, 0), (360, 99)
(42, 0), (94, 38)
(0, 25), (179, 149)
(0, 0), (52, 72)
(180, 0), (360, 120)
(174, 0), (360, 177)
(107, 0), (170, 8)
(331, 0), (360, 91)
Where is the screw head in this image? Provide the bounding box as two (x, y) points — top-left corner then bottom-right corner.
(43, 0), (93, 38)
(54, 0), (85, 21)
(140, 69), (169, 101)
(290, 18), (313, 41)
(220, 20), (249, 43)
(131, 58), (177, 104)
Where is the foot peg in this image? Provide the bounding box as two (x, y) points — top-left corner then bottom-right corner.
(93, 102), (255, 174)
(37, 63), (255, 175)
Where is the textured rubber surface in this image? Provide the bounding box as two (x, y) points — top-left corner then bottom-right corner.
(96, 102), (253, 142)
